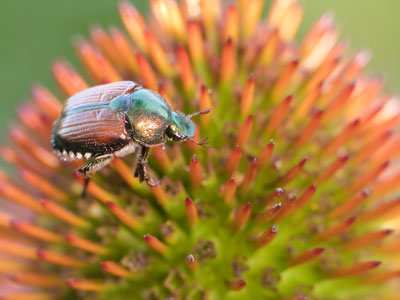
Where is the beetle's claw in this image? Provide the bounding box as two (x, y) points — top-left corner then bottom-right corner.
(134, 163), (159, 186)
(134, 164), (145, 182)
(82, 177), (90, 197)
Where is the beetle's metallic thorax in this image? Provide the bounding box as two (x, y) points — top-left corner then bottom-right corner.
(126, 89), (172, 147)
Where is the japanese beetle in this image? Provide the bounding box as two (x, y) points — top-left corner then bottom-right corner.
(51, 81), (209, 193)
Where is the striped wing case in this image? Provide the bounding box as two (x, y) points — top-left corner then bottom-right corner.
(52, 81), (138, 156)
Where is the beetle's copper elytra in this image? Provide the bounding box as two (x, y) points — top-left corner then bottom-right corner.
(51, 81), (210, 194)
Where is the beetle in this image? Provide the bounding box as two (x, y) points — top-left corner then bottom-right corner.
(51, 81), (209, 194)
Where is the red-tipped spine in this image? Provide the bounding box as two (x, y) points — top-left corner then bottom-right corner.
(144, 234), (167, 254)
(150, 184), (168, 206)
(349, 161), (389, 194)
(241, 158), (258, 193)
(359, 197), (400, 223)
(370, 138), (400, 168)
(91, 26), (123, 68)
(229, 279), (246, 291)
(52, 60), (89, 96)
(223, 178), (237, 206)
(0, 180), (44, 213)
(83, 180), (119, 203)
(323, 119), (360, 156)
(239, 0), (264, 39)
(7, 273), (62, 287)
(112, 158), (141, 190)
(291, 248), (325, 266)
(257, 203), (282, 223)
(177, 45), (195, 94)
(110, 27), (139, 75)
(295, 110), (323, 147)
(119, 2), (147, 52)
(199, 85), (213, 126)
(11, 220), (63, 243)
(259, 28), (279, 65)
(19, 169), (67, 202)
(323, 83), (355, 123)
(257, 140), (275, 170)
(272, 60), (299, 99)
(190, 155), (203, 189)
(378, 238), (400, 253)
(226, 145), (242, 177)
(10, 127), (59, 169)
(306, 55), (340, 92)
(294, 82), (323, 120)
(101, 261), (133, 278)
(372, 171), (400, 198)
(67, 278), (106, 291)
(37, 249), (85, 268)
(364, 270), (400, 284)
(220, 38), (236, 83)
(294, 184), (317, 212)
(316, 155), (349, 185)
(266, 95), (293, 135)
(353, 131), (393, 164)
(32, 84), (62, 119)
(240, 76), (255, 118)
(65, 234), (108, 255)
(0, 238), (37, 259)
(343, 229), (393, 250)
(317, 217), (356, 242)
(106, 201), (139, 230)
(256, 225), (278, 249)
(274, 196), (297, 223)
(330, 189), (370, 218)
(232, 203), (251, 231)
(281, 157), (307, 185)
(263, 187), (285, 205)
(343, 50), (371, 82)
(185, 197), (199, 226)
(40, 198), (89, 228)
(136, 53), (158, 90)
(332, 261), (381, 278)
(74, 37), (121, 83)
(223, 4), (238, 42)
(187, 20), (204, 64)
(144, 29), (173, 76)
(153, 145), (172, 174)
(236, 115), (253, 147)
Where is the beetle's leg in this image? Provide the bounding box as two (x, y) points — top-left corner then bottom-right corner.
(77, 155), (113, 196)
(134, 146), (160, 186)
(82, 177), (90, 198)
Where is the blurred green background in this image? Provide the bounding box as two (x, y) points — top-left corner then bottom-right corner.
(0, 0), (399, 143)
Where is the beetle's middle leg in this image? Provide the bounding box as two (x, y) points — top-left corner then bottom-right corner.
(77, 155), (113, 196)
(134, 146), (159, 186)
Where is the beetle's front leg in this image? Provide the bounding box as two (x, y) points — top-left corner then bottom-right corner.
(134, 146), (160, 186)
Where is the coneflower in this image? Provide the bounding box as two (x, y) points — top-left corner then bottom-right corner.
(0, 0), (399, 299)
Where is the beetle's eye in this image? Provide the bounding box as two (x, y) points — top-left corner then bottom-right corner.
(166, 125), (184, 141)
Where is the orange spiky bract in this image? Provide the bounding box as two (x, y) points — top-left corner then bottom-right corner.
(0, 0), (399, 299)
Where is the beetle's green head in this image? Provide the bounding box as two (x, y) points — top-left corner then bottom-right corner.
(166, 111), (196, 142)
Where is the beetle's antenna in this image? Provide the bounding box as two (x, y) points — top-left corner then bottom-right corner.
(188, 137), (210, 148)
(187, 108), (211, 118)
